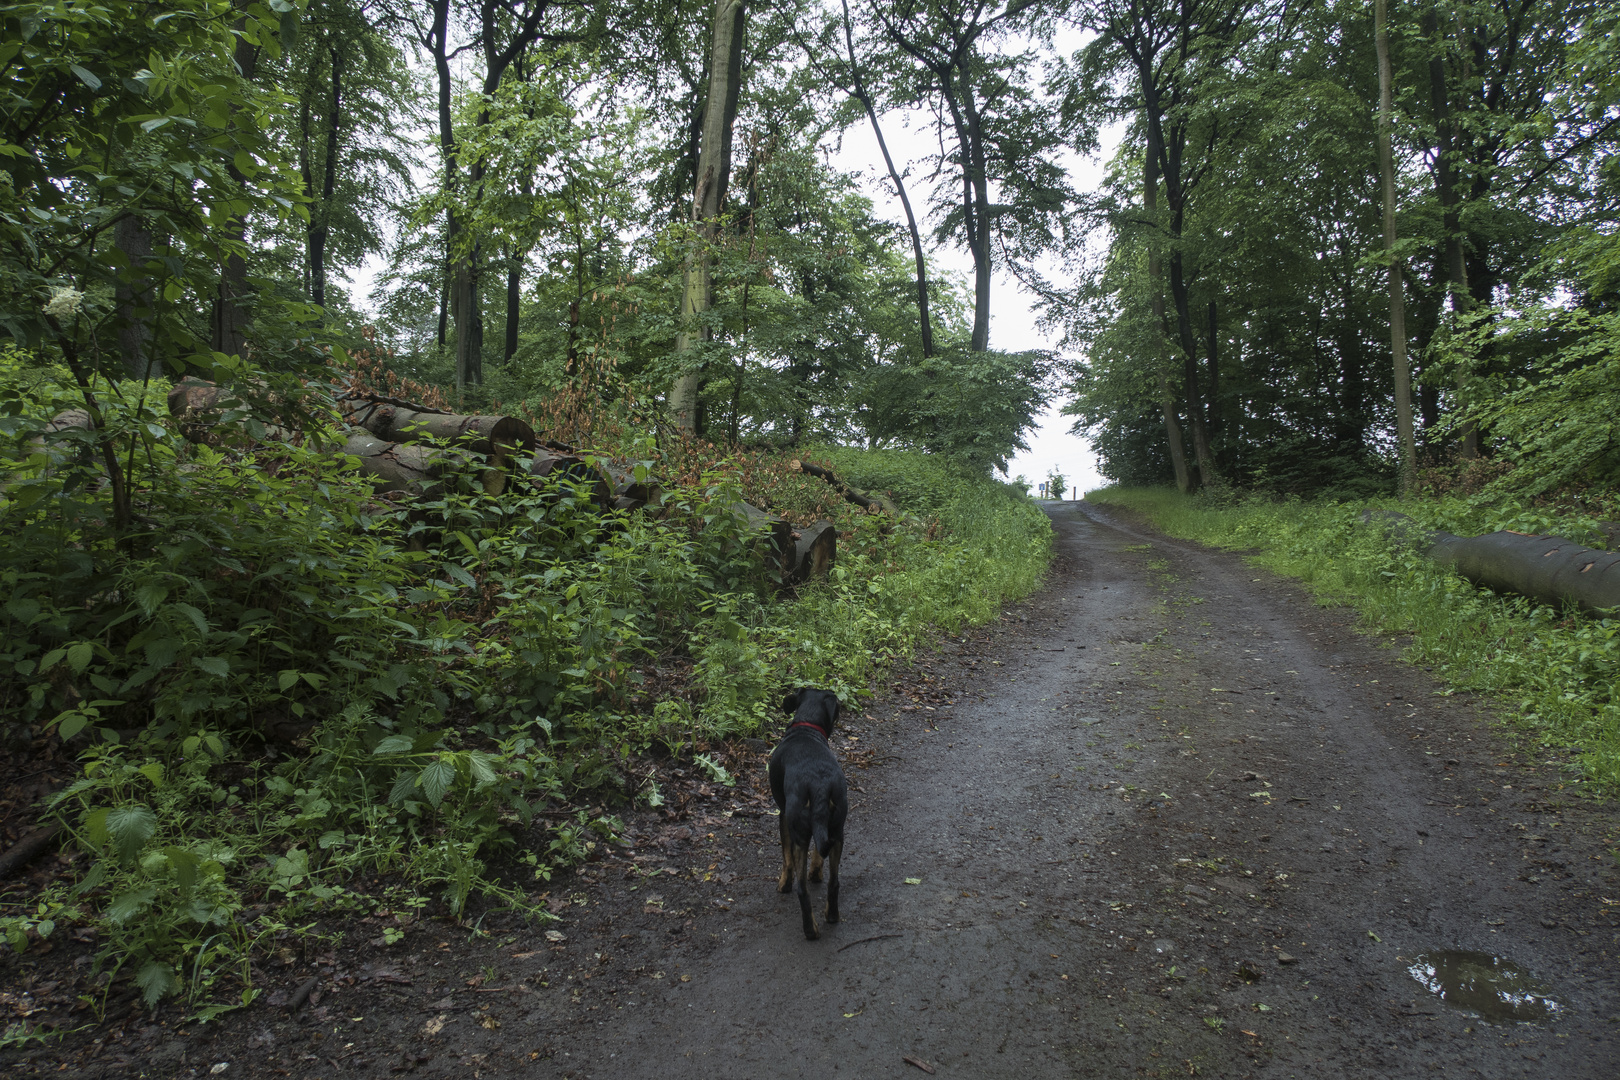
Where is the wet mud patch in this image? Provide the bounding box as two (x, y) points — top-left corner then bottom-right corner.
(1407, 950), (1564, 1024)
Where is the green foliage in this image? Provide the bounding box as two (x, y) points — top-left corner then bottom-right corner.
(0, 0), (314, 370)
(1, 351), (1051, 1015)
(1088, 486), (1620, 791)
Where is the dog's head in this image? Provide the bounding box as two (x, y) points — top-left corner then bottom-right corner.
(782, 687), (840, 734)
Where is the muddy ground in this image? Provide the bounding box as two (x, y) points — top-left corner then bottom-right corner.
(8, 499), (1620, 1078)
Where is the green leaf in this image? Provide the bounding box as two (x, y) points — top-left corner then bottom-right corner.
(139, 116), (172, 133)
(57, 713), (90, 740)
(135, 959), (178, 1006)
(105, 886), (157, 925)
(467, 751), (498, 786)
(171, 602), (210, 637)
(104, 805), (157, 863)
(134, 584), (168, 616)
(164, 846), (200, 898)
(5, 598), (39, 623)
(277, 670), (300, 692)
(418, 759), (455, 807)
(192, 656), (230, 678)
(136, 762), (164, 788)
(69, 64), (102, 90)
(372, 734), (415, 755)
(386, 769), (419, 806)
(66, 641), (94, 674)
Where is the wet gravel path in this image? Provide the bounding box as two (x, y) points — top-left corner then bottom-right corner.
(526, 501), (1620, 1078)
(33, 499), (1620, 1079)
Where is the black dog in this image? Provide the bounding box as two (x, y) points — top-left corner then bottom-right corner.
(768, 688), (849, 940)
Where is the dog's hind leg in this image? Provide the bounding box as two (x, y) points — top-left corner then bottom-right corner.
(825, 839), (842, 924)
(795, 843), (819, 940)
(777, 814), (794, 894)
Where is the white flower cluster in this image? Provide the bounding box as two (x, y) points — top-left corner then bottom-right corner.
(42, 285), (84, 319)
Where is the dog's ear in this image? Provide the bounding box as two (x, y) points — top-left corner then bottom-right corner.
(782, 691), (801, 715)
(823, 693), (841, 731)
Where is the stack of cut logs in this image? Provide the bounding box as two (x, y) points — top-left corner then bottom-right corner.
(160, 381), (841, 586)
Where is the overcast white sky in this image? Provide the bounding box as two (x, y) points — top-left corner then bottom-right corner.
(828, 107), (1116, 497)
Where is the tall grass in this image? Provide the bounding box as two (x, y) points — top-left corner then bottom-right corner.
(1088, 487), (1620, 792)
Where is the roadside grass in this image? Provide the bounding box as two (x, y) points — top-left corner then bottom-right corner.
(1085, 486), (1620, 794)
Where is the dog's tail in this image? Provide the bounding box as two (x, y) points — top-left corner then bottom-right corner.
(810, 787), (832, 859)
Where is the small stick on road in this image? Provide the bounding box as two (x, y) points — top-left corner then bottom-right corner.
(903, 1056), (936, 1074)
(836, 933), (903, 953)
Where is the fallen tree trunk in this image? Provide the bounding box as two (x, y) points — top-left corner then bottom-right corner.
(340, 431), (513, 499)
(530, 450), (615, 509)
(791, 459), (901, 516)
(602, 459), (666, 511)
(0, 823), (63, 880)
(735, 500), (796, 584)
(1364, 510), (1620, 615)
(167, 380), (298, 445)
(793, 520), (837, 582)
(340, 396), (535, 467)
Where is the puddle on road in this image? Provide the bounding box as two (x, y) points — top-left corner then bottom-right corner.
(1407, 951), (1564, 1023)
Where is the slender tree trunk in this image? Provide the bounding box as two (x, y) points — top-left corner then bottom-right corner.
(1143, 123), (1193, 494)
(436, 266), (449, 350)
(1157, 372), (1193, 494)
(212, 34), (260, 357)
(951, 76), (994, 352)
(1168, 244), (1217, 484)
(1336, 274), (1366, 447)
(1377, 0), (1417, 493)
(309, 46), (343, 309)
(670, 0), (746, 432)
(840, 0), (933, 356)
(505, 254), (522, 364)
(1205, 300), (1219, 441)
(113, 216), (156, 381)
(1425, 11), (1478, 458)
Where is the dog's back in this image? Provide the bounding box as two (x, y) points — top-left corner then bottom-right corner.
(769, 689), (849, 940)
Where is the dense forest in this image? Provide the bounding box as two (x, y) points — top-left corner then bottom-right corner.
(5, 0), (1615, 494)
(0, 0), (1617, 1020)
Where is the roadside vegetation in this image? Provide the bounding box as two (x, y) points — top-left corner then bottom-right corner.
(0, 348), (1050, 1018)
(1086, 486), (1620, 794)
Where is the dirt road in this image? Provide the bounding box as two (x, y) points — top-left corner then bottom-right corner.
(38, 500), (1620, 1078)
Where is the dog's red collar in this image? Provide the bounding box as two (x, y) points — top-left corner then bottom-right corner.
(785, 721), (829, 740)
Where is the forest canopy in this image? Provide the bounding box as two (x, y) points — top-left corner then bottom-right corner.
(5, 0), (1615, 492)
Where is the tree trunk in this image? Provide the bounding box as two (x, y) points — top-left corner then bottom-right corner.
(1142, 123), (1193, 494)
(1336, 265), (1366, 447)
(1367, 511), (1620, 616)
(436, 265), (449, 350)
(947, 74), (994, 352)
(1424, 10), (1478, 459)
(212, 34), (260, 358)
(309, 46), (343, 310)
(113, 215), (157, 381)
(671, 0), (746, 432)
(1205, 300), (1219, 441)
(1376, 0), (1417, 494)
(505, 254), (522, 364)
(840, 0), (933, 357)
(1168, 244), (1217, 484)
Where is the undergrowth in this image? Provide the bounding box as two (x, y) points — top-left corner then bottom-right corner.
(1086, 486), (1620, 793)
(0, 351), (1052, 1023)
